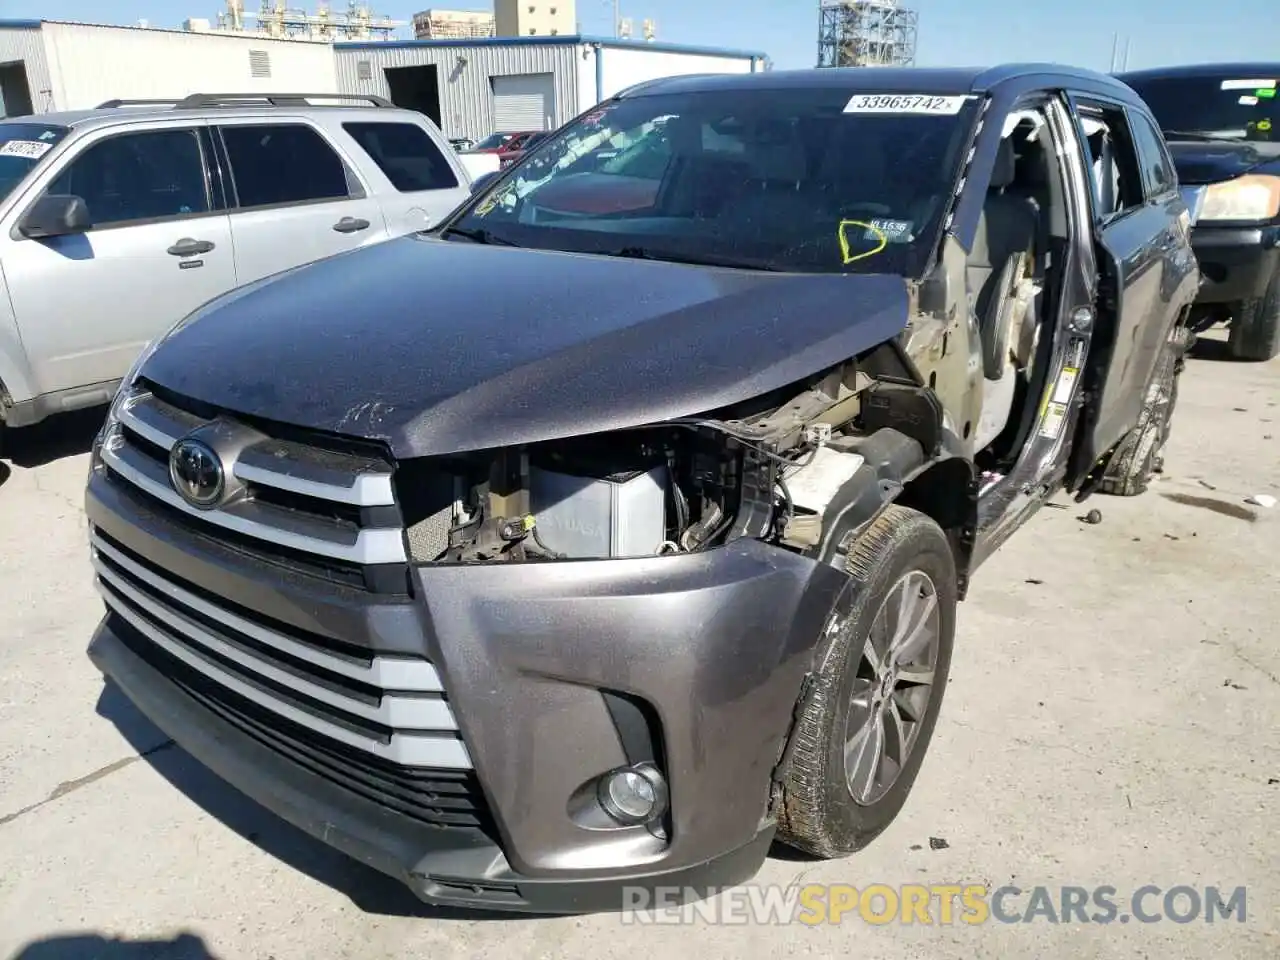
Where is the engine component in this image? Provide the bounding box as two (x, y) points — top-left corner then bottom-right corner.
(778, 446), (866, 548)
(529, 464), (667, 558)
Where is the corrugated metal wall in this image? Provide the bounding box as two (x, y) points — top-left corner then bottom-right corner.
(335, 42), (580, 141)
(596, 47), (755, 103)
(0, 25), (55, 115)
(41, 21), (337, 110)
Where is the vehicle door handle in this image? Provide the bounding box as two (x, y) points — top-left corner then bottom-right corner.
(167, 237), (215, 257)
(333, 217), (371, 234)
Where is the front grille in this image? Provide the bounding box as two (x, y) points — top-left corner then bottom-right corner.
(92, 383), (496, 833)
(99, 384), (407, 588)
(92, 532), (472, 769)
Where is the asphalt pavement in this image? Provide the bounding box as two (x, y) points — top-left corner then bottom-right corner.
(1, 333), (1276, 959)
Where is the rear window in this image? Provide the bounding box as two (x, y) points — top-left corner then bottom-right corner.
(343, 121), (458, 192)
(220, 123), (351, 208)
(0, 122), (69, 204)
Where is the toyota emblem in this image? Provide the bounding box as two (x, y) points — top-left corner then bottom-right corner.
(169, 437), (224, 508)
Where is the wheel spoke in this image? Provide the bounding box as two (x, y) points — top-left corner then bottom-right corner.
(845, 711), (884, 803)
(866, 607), (892, 675)
(891, 588), (938, 666)
(893, 684), (929, 724)
(884, 698), (910, 765)
(849, 677), (875, 713)
(896, 664), (935, 687)
(862, 634), (885, 678)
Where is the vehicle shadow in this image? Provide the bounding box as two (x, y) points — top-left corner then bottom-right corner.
(1189, 337), (1237, 362)
(2, 405), (106, 469)
(94, 682), (550, 922)
(8, 932), (220, 960)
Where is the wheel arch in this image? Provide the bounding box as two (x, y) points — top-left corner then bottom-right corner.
(894, 457), (979, 598)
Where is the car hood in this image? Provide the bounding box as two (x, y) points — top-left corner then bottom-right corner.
(140, 236), (910, 459)
(1166, 139), (1280, 185)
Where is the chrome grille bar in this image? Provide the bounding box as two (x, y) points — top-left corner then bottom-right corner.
(116, 387), (396, 506)
(94, 569), (472, 769)
(91, 534), (440, 691)
(100, 426), (407, 565)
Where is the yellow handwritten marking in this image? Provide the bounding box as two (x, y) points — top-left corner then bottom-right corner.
(838, 220), (888, 264)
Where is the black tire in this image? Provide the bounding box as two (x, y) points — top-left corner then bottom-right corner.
(776, 505), (957, 858)
(1099, 324), (1186, 497)
(1228, 273), (1280, 361)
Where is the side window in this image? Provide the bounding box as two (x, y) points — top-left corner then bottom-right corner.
(1128, 111), (1177, 199)
(220, 123), (350, 209)
(1073, 101), (1144, 221)
(342, 121), (459, 192)
(45, 128), (208, 229)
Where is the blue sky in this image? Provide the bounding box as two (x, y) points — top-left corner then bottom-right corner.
(9, 0), (1279, 72)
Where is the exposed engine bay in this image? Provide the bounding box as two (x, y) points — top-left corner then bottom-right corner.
(397, 346), (936, 565)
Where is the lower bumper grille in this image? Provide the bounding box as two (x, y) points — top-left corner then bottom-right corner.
(90, 528), (495, 834)
(111, 617), (496, 835)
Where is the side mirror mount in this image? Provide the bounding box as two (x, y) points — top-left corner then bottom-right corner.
(470, 171), (500, 195)
(19, 194), (91, 239)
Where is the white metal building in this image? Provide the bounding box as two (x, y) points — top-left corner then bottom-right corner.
(334, 35), (768, 141)
(0, 19), (338, 115)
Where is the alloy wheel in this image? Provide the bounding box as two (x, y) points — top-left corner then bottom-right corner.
(841, 570), (941, 806)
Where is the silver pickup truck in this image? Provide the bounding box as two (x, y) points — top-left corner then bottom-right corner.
(0, 92), (492, 434)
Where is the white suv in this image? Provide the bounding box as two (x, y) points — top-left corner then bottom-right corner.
(0, 92), (490, 432)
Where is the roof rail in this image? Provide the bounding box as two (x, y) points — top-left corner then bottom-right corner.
(96, 98), (186, 108)
(173, 92), (394, 109)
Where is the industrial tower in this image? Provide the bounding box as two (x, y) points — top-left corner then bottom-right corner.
(817, 0), (918, 68)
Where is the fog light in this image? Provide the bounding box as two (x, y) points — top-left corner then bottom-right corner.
(597, 763), (668, 826)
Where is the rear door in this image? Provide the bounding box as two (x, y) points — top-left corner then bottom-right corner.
(340, 119), (469, 236)
(214, 119), (390, 286)
(1064, 94), (1176, 477)
(1, 122), (236, 399)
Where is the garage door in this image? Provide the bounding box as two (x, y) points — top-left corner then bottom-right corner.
(491, 73), (556, 132)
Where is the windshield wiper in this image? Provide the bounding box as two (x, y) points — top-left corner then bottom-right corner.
(605, 246), (783, 271)
(1161, 129), (1242, 142)
(439, 225), (519, 246)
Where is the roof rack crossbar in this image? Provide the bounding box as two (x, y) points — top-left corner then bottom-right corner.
(173, 92), (393, 109)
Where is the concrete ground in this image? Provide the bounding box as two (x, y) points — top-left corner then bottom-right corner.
(1, 335), (1276, 959)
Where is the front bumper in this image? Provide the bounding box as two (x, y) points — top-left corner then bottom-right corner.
(85, 468), (848, 913)
(1190, 223), (1280, 305)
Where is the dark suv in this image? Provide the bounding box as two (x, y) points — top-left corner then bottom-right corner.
(1118, 63), (1280, 360)
(85, 65), (1197, 914)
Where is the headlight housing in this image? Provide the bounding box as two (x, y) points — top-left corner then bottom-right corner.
(1199, 174), (1280, 223)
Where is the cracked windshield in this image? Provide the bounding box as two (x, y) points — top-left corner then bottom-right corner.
(451, 88), (978, 276)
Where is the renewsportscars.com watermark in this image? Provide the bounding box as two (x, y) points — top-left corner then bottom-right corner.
(619, 884), (1248, 926)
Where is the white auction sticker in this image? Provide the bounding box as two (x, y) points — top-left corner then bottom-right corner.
(1051, 365), (1078, 405)
(1039, 401), (1068, 439)
(844, 94), (971, 115)
(1221, 78), (1276, 90)
(0, 140), (53, 159)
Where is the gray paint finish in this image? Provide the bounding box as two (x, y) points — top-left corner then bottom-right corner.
(334, 42), (580, 141)
(0, 25), (53, 114)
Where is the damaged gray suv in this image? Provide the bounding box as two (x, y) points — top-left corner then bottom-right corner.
(85, 65), (1198, 913)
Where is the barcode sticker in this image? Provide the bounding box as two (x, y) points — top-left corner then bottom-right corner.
(0, 140), (52, 159)
(844, 94), (971, 115)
